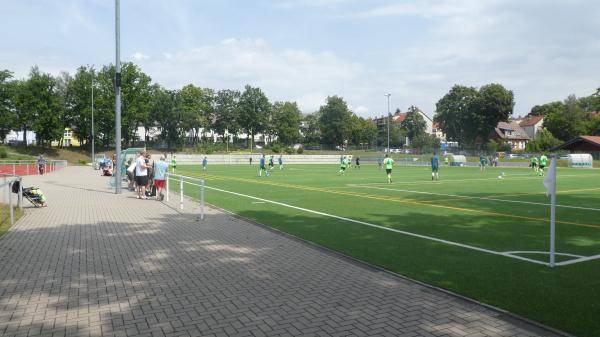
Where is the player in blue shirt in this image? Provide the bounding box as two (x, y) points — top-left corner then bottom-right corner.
(259, 154), (269, 177)
(431, 153), (439, 181)
(278, 155), (283, 170)
(202, 156), (208, 171)
(269, 155), (275, 171)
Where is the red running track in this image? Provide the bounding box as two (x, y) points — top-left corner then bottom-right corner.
(0, 165), (58, 176)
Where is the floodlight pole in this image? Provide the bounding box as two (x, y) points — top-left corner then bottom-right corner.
(91, 66), (95, 170)
(114, 0), (122, 194)
(385, 94), (391, 151)
(549, 157), (557, 267)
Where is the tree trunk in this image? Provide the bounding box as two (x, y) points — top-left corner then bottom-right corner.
(22, 126), (27, 147)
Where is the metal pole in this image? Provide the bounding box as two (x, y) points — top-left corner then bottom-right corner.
(166, 174), (170, 202)
(18, 178), (22, 210)
(385, 94), (391, 152)
(114, 0), (122, 194)
(8, 182), (13, 225)
(179, 176), (184, 210)
(200, 180), (205, 220)
(91, 66), (95, 170)
(549, 157), (557, 267)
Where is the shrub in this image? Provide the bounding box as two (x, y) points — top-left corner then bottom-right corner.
(270, 143), (282, 154)
(78, 160), (88, 165)
(284, 147), (294, 155)
(296, 146), (304, 154)
(0, 148), (7, 159)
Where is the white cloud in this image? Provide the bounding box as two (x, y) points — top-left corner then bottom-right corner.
(274, 0), (355, 9)
(143, 38), (364, 113)
(131, 52), (149, 61)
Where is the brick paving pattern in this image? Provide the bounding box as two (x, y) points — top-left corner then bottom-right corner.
(0, 167), (564, 337)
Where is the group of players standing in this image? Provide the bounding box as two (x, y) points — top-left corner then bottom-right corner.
(258, 154), (284, 177)
(530, 154), (549, 176)
(338, 153), (437, 183)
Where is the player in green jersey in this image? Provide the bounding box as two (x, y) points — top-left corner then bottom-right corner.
(531, 156), (539, 172)
(171, 155), (177, 173)
(539, 154), (548, 176)
(383, 154), (394, 183)
(339, 156), (349, 175)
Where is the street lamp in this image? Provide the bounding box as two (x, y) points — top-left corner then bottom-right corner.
(91, 65), (95, 170)
(385, 93), (391, 152)
(114, 0), (122, 194)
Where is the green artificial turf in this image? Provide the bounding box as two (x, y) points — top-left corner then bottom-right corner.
(171, 164), (600, 337)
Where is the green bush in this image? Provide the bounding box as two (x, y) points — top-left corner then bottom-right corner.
(270, 143), (282, 154)
(78, 160), (88, 165)
(0, 148), (7, 159)
(296, 147), (304, 154)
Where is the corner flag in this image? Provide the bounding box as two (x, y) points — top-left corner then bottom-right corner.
(543, 157), (556, 196)
(543, 156), (557, 267)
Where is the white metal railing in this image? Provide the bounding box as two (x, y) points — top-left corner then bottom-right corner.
(165, 173), (205, 220)
(0, 160), (68, 175)
(0, 173), (23, 226)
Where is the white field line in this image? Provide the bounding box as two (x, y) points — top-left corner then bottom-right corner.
(503, 251), (584, 258)
(195, 184), (552, 266)
(555, 253), (600, 266)
(350, 185), (600, 212)
(179, 178), (600, 267)
(348, 173), (600, 186)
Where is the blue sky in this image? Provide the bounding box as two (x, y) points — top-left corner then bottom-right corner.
(2, 0), (599, 118)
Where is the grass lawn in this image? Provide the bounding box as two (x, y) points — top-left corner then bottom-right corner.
(0, 145), (91, 165)
(171, 163), (599, 336)
(0, 204), (22, 238)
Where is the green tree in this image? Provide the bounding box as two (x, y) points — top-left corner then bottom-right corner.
(378, 115), (405, 148)
(525, 129), (561, 152)
(272, 101), (301, 145)
(64, 66), (94, 148)
(238, 85), (270, 147)
(149, 85), (181, 148)
(13, 66), (64, 147)
(543, 95), (586, 141)
(434, 85), (478, 145)
(0, 70), (16, 141)
(578, 90), (600, 113)
(471, 83), (514, 144)
(180, 84), (210, 145)
(434, 83), (514, 146)
(401, 106), (427, 141)
(529, 101), (564, 117)
(318, 96), (352, 146)
(301, 112), (321, 144)
(212, 89), (241, 143)
(361, 118), (378, 147)
(347, 114), (363, 146)
(411, 133), (440, 151)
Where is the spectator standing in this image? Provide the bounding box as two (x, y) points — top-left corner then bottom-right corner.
(154, 156), (169, 200)
(135, 151), (150, 199)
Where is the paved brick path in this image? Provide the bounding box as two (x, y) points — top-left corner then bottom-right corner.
(0, 166), (564, 337)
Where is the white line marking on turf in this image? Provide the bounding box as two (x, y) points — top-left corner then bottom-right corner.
(350, 185), (600, 212)
(555, 253), (600, 266)
(198, 185), (555, 266)
(348, 173), (600, 186)
(503, 251), (584, 258)
(252, 201), (266, 204)
(179, 179), (600, 267)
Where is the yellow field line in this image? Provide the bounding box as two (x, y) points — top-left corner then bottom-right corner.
(190, 172), (600, 229)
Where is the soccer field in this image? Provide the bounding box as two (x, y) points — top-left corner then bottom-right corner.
(174, 163), (600, 337)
